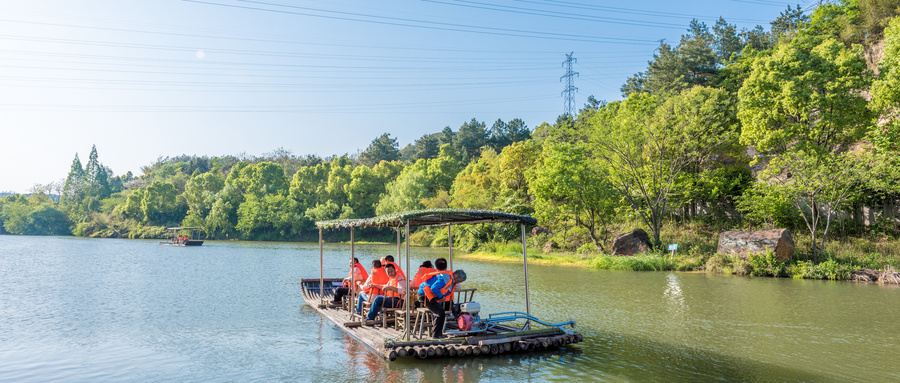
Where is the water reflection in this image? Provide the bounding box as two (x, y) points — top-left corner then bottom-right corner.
(664, 272), (687, 319)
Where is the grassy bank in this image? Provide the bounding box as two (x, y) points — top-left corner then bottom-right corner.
(459, 222), (900, 283)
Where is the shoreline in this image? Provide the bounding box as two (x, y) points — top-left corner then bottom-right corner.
(458, 250), (900, 285)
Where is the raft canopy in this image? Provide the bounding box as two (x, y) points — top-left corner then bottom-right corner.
(315, 208), (537, 229)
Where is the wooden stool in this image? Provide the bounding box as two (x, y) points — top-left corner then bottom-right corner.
(414, 307), (435, 339)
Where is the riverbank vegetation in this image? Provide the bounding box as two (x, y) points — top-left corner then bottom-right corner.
(3, 1), (900, 282)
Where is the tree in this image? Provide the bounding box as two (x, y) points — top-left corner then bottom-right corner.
(530, 142), (618, 251)
(358, 133), (400, 167)
(140, 181), (180, 225)
(739, 37), (872, 154)
(713, 17), (743, 64)
(414, 134), (439, 161)
(770, 4), (810, 42)
(182, 172), (225, 229)
(61, 154), (85, 207)
(870, 16), (900, 152)
(454, 118), (487, 160)
(739, 35), (873, 257)
(759, 151), (873, 258)
(589, 87), (740, 246)
(83, 145), (111, 201)
(375, 166), (430, 215)
(450, 149), (500, 210)
(425, 144), (461, 193)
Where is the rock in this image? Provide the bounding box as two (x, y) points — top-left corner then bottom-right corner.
(541, 241), (559, 253)
(612, 229), (650, 256)
(717, 229), (794, 261)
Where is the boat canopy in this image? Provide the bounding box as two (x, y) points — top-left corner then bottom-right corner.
(165, 227), (202, 231)
(315, 209), (537, 229)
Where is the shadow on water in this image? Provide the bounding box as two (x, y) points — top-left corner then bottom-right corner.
(579, 329), (836, 382)
(326, 328), (835, 382)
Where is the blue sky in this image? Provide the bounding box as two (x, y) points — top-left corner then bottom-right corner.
(0, 0), (814, 193)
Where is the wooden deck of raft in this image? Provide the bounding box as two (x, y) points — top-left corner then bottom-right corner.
(302, 278), (584, 361)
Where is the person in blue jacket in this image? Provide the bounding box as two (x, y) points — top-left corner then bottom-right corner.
(417, 258), (466, 338)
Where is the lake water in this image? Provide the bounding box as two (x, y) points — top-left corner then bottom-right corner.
(1, 236), (899, 382)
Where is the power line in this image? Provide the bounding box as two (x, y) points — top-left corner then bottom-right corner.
(184, 0), (658, 45)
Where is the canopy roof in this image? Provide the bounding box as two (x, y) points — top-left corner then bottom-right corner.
(316, 209), (537, 229)
(165, 227), (202, 231)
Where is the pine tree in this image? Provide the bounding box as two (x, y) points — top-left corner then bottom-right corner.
(61, 154), (85, 206)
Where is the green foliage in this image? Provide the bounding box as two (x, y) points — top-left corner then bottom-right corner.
(792, 260), (852, 280)
(870, 16), (900, 152)
(738, 37), (872, 154)
(0, 201), (71, 235)
(747, 250), (788, 277)
(590, 86), (740, 246)
(358, 133), (401, 167)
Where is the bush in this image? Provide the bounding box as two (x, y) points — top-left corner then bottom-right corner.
(791, 260), (852, 280)
(747, 250), (788, 277)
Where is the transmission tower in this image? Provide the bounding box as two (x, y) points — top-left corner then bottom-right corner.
(560, 52), (579, 117)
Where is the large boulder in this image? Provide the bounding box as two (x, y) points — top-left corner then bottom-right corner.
(612, 229), (650, 256)
(717, 229), (794, 261)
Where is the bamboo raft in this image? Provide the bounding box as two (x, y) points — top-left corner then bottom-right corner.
(307, 209), (583, 361)
(301, 278), (583, 361)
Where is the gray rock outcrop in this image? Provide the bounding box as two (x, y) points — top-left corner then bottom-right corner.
(717, 229), (794, 261)
(612, 229), (650, 256)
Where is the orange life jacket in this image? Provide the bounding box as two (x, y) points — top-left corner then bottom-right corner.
(364, 266), (389, 295)
(422, 270), (454, 302)
(384, 276), (402, 298)
(385, 261), (405, 280)
(351, 262), (369, 282)
(412, 267), (436, 289)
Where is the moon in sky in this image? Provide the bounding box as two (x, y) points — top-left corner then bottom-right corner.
(196, 49), (205, 59)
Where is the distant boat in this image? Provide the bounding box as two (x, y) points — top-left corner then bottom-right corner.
(159, 227), (204, 246)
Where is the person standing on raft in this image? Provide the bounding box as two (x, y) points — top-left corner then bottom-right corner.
(418, 258), (466, 338)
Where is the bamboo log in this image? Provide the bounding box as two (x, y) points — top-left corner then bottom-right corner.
(490, 344), (499, 355)
(446, 346), (457, 357)
(426, 346), (436, 357)
(503, 342), (512, 352)
(434, 346), (445, 357)
(575, 334), (584, 343)
(465, 345), (474, 355)
(472, 345), (482, 356)
(416, 347), (428, 359)
(526, 341), (536, 351)
(540, 338), (550, 348)
(480, 345), (490, 354)
(385, 350), (398, 361)
(397, 347), (409, 358)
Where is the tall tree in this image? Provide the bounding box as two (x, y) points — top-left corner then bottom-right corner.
(61, 154), (85, 206)
(738, 36), (873, 257)
(455, 118), (487, 160)
(590, 87), (740, 246)
(358, 133), (400, 167)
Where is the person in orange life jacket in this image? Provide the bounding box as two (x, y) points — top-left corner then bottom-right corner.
(411, 260), (435, 292)
(355, 260), (389, 315)
(365, 263), (406, 322)
(331, 258), (368, 304)
(380, 255), (405, 281)
(417, 258), (467, 338)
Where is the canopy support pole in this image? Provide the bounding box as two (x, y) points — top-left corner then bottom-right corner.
(319, 228), (324, 305)
(522, 224), (531, 327)
(348, 227), (355, 320)
(402, 221), (411, 341)
(448, 224), (453, 271)
(397, 227), (401, 259)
